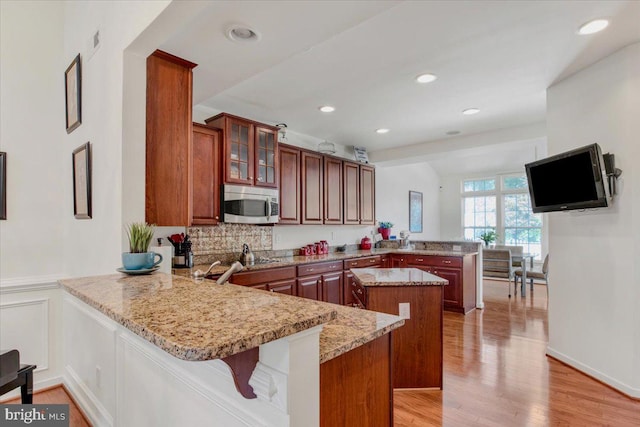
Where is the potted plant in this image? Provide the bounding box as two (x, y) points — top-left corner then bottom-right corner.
(122, 222), (162, 270)
(378, 221), (394, 240)
(479, 230), (497, 247)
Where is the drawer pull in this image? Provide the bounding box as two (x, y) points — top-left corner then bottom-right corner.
(443, 260), (452, 264)
(416, 258), (424, 262)
(270, 289), (274, 292)
(369, 259), (376, 263)
(308, 268), (314, 271)
(330, 265), (336, 269)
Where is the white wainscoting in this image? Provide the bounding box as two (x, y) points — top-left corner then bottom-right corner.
(0, 281), (63, 400)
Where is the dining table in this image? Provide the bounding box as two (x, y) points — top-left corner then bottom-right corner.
(513, 253), (536, 297)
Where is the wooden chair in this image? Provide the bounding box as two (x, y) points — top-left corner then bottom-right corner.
(493, 245), (523, 268)
(515, 254), (549, 298)
(482, 249), (516, 297)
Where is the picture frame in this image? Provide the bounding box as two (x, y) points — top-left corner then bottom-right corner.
(409, 190), (423, 233)
(0, 152), (6, 220)
(65, 54), (82, 134)
(72, 142), (92, 219)
(353, 146), (369, 164)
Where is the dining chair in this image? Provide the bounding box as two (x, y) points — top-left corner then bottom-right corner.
(515, 253), (549, 298)
(493, 245), (524, 268)
(482, 249), (516, 297)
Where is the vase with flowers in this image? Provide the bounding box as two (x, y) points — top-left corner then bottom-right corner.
(378, 221), (394, 240)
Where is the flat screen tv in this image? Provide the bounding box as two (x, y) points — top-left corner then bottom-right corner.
(525, 143), (609, 213)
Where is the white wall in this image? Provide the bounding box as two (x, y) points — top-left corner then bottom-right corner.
(375, 162), (440, 241)
(546, 42), (640, 397)
(0, 0), (66, 282)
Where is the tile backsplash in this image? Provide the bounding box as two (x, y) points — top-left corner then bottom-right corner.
(187, 224), (273, 264)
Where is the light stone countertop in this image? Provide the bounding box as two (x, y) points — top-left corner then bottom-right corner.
(59, 272), (404, 364)
(351, 268), (449, 287)
(174, 248), (478, 278)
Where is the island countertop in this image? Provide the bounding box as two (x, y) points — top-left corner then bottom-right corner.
(59, 272), (404, 364)
(351, 267), (449, 287)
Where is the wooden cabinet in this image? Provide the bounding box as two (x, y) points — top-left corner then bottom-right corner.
(390, 254), (407, 268)
(192, 124), (222, 225)
(278, 145), (301, 224)
(321, 272), (343, 305)
(205, 113), (278, 188)
(297, 261), (343, 303)
(145, 50), (198, 226)
(403, 254), (477, 314)
(301, 151), (324, 224)
(343, 256), (384, 307)
(266, 279), (297, 295)
(359, 164), (376, 225)
(323, 157), (343, 224)
(297, 275), (321, 300)
(230, 267), (297, 297)
(343, 161), (360, 225)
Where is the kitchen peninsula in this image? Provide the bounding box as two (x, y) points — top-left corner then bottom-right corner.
(58, 272), (403, 427)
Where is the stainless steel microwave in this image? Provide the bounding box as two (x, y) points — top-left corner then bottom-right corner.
(222, 184), (279, 224)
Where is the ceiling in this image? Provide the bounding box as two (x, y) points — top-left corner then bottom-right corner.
(160, 1), (640, 161)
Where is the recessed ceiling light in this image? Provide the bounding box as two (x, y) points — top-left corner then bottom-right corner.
(446, 130), (461, 136)
(319, 106), (335, 113)
(416, 73), (437, 83)
(376, 128), (390, 134)
(462, 108), (480, 115)
(578, 19), (609, 35)
(225, 26), (261, 42)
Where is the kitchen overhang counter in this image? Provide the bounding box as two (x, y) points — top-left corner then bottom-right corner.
(350, 267), (449, 287)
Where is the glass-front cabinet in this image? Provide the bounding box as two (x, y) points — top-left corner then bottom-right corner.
(205, 113), (278, 188)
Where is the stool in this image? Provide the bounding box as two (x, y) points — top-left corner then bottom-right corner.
(0, 364), (37, 404)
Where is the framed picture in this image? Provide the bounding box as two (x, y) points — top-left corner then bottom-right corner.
(353, 146), (369, 164)
(65, 54), (82, 133)
(409, 190), (423, 233)
(0, 152), (6, 220)
(72, 142), (92, 219)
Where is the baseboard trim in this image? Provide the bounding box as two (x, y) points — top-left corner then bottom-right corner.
(64, 365), (114, 427)
(546, 347), (640, 400)
(61, 383), (92, 427)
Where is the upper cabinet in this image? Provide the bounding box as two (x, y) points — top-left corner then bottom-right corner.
(278, 143), (375, 226)
(191, 124), (222, 225)
(145, 50), (199, 226)
(205, 113), (278, 188)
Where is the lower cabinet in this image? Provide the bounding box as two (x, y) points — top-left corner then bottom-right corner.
(321, 272), (342, 305)
(267, 279), (296, 295)
(297, 275), (321, 300)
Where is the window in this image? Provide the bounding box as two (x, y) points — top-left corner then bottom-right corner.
(462, 174), (543, 259)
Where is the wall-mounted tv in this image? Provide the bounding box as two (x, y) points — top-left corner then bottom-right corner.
(525, 143), (609, 213)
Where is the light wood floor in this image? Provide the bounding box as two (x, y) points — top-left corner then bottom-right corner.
(4, 280), (639, 426)
(3, 385), (90, 426)
(394, 279), (640, 426)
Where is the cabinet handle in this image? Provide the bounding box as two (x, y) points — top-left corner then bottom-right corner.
(417, 258), (424, 262)
(270, 289), (274, 292)
(330, 265), (336, 269)
(443, 260), (452, 264)
(434, 270), (438, 274)
(369, 259), (375, 263)
(215, 216), (219, 220)
(308, 268), (314, 272)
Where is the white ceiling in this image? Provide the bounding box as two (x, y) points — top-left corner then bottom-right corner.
(160, 0), (640, 168)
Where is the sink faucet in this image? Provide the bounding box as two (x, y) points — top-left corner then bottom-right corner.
(215, 261), (244, 285)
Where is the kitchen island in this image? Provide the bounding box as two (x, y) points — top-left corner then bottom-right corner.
(58, 272), (403, 427)
(351, 268), (448, 389)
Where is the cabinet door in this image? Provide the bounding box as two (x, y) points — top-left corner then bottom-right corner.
(251, 284), (268, 291)
(192, 124), (221, 225)
(359, 165), (375, 224)
(301, 151), (324, 224)
(324, 157), (343, 224)
(343, 271), (355, 306)
(267, 279), (297, 296)
(297, 275), (321, 300)
(279, 145), (300, 224)
(322, 272), (343, 305)
(390, 255), (406, 268)
(431, 267), (461, 307)
(225, 117), (254, 184)
(255, 126), (278, 188)
(343, 161), (360, 225)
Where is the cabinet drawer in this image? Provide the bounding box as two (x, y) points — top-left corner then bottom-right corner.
(230, 266), (296, 286)
(343, 255), (382, 269)
(350, 279), (367, 308)
(297, 261), (343, 277)
(404, 254), (462, 268)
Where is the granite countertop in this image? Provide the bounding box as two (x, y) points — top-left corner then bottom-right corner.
(351, 268), (449, 287)
(58, 272), (404, 364)
(59, 273), (336, 361)
(174, 248), (478, 278)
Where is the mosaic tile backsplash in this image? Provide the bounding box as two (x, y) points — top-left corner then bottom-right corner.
(188, 224), (273, 264)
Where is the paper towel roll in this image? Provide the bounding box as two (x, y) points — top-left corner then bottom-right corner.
(150, 245), (173, 274)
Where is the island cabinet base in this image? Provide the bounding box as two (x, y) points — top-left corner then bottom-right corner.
(320, 333), (393, 427)
(366, 286), (443, 389)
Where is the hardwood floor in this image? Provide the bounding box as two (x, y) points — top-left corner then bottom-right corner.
(394, 279), (640, 426)
(2, 385), (90, 426)
(4, 281), (638, 426)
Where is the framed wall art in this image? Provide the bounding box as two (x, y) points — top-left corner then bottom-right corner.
(65, 54), (82, 133)
(0, 152), (6, 220)
(72, 142), (92, 219)
(409, 190), (423, 233)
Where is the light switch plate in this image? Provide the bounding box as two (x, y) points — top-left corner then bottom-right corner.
(399, 302), (410, 319)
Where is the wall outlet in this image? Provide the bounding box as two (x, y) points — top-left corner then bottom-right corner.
(331, 231), (335, 241)
(86, 25), (103, 60)
(399, 302), (410, 319)
(275, 235), (281, 244)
